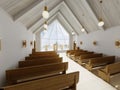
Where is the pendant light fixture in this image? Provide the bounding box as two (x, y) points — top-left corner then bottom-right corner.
(98, 0), (104, 27)
(81, 26), (85, 32)
(72, 31), (75, 35)
(44, 21), (48, 29)
(42, 0), (49, 19)
(81, 14), (85, 32)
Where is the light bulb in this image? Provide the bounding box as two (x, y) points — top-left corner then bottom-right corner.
(98, 18), (104, 26)
(72, 31), (75, 35)
(44, 29), (47, 33)
(81, 28), (85, 32)
(42, 6), (49, 19)
(98, 21), (104, 26)
(44, 24), (48, 29)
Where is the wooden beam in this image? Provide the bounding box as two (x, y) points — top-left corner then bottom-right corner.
(64, 1), (88, 34)
(14, 0), (43, 21)
(59, 11), (79, 35)
(33, 12), (58, 33)
(84, 0), (104, 31)
(28, 1), (64, 30)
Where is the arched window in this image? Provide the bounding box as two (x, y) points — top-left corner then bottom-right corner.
(40, 20), (69, 51)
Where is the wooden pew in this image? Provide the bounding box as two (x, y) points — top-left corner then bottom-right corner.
(25, 54), (59, 60)
(77, 53), (103, 65)
(67, 50), (85, 57)
(6, 62), (68, 85)
(73, 52), (94, 61)
(69, 51), (89, 60)
(0, 72), (79, 90)
(25, 56), (60, 61)
(29, 53), (58, 57)
(98, 62), (120, 82)
(19, 57), (63, 68)
(32, 51), (56, 54)
(68, 50), (87, 58)
(30, 51), (57, 56)
(85, 56), (115, 71)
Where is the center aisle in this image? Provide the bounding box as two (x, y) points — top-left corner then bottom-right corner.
(59, 53), (117, 90)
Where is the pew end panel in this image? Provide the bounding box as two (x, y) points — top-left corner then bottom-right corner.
(98, 62), (120, 82)
(98, 69), (110, 82)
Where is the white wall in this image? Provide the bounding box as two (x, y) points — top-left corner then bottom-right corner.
(0, 8), (34, 86)
(78, 26), (120, 61)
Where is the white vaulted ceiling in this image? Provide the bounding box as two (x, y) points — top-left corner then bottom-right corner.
(0, 0), (120, 35)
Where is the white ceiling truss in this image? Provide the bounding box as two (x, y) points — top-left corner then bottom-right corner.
(0, 0), (120, 35)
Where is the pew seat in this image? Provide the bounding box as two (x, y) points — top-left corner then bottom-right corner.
(6, 62), (68, 85)
(0, 72), (79, 90)
(85, 56), (115, 71)
(19, 57), (62, 68)
(98, 62), (120, 82)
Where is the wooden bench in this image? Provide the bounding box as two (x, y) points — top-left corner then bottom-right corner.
(71, 52), (94, 61)
(66, 50), (78, 56)
(77, 53), (103, 65)
(29, 53), (58, 57)
(30, 51), (57, 56)
(69, 51), (88, 60)
(0, 72), (79, 90)
(68, 51), (87, 57)
(85, 56), (115, 71)
(6, 62), (68, 85)
(32, 51), (56, 54)
(25, 55), (59, 60)
(98, 62), (120, 82)
(67, 50), (85, 57)
(25, 56), (60, 61)
(19, 57), (63, 68)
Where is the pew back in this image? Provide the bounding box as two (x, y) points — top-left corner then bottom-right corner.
(85, 56), (115, 71)
(6, 62), (68, 85)
(25, 56), (60, 61)
(25, 55), (59, 60)
(89, 56), (115, 67)
(77, 54), (103, 64)
(32, 51), (56, 54)
(19, 57), (63, 68)
(29, 52), (57, 57)
(0, 72), (79, 90)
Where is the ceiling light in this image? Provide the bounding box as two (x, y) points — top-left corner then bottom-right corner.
(44, 21), (48, 29)
(72, 31), (75, 35)
(42, 6), (49, 19)
(98, 0), (104, 27)
(81, 28), (85, 32)
(98, 19), (104, 26)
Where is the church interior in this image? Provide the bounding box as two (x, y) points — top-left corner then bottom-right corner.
(0, 0), (120, 90)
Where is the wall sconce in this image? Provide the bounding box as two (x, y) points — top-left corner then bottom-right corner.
(115, 40), (120, 48)
(80, 41), (83, 45)
(30, 41), (33, 46)
(93, 41), (97, 46)
(22, 40), (27, 48)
